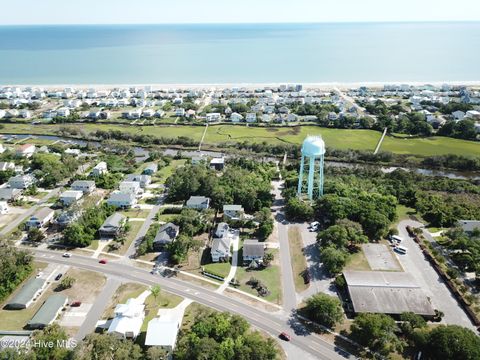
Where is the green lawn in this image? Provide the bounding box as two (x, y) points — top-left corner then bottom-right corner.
(140, 292), (183, 331)
(110, 220), (143, 255)
(1, 122), (479, 157)
(288, 226), (309, 292)
(154, 159), (187, 184)
(235, 249), (282, 304)
(344, 250), (371, 271)
(120, 209), (150, 219)
(203, 262), (231, 279)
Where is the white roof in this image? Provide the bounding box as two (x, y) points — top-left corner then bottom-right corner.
(145, 318), (179, 347)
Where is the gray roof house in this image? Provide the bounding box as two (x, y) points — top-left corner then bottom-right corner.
(124, 174), (151, 188)
(0, 188), (22, 201)
(214, 222), (229, 238)
(71, 180), (96, 193)
(223, 204), (245, 220)
(142, 163), (158, 175)
(26, 207), (55, 229)
(153, 223), (180, 250)
(55, 210), (80, 228)
(186, 196), (210, 210)
(242, 240), (265, 264)
(457, 220), (480, 233)
(27, 294), (68, 329)
(99, 213), (126, 238)
(107, 191), (137, 209)
(8, 174), (35, 189)
(6, 278), (46, 309)
(59, 190), (83, 206)
(211, 222), (232, 262)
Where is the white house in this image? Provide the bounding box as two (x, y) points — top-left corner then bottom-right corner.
(119, 181), (142, 196)
(175, 108), (185, 117)
(466, 110), (480, 120)
(56, 108), (71, 117)
(206, 113), (221, 122)
(59, 190), (83, 206)
(223, 204), (245, 220)
(452, 110), (465, 121)
(124, 174), (151, 188)
(71, 180), (96, 193)
(0, 161), (15, 171)
(145, 314), (181, 351)
(106, 191), (137, 209)
(15, 144), (36, 158)
(211, 222), (232, 262)
(107, 298), (145, 339)
(245, 113), (257, 123)
(8, 174), (35, 189)
(186, 196), (210, 210)
(26, 207), (55, 229)
(91, 161), (108, 176)
(230, 112), (243, 122)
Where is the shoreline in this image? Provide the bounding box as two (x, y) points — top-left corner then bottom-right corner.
(3, 81), (480, 91)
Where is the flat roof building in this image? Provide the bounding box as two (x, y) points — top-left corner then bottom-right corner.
(6, 278), (46, 309)
(27, 294), (68, 329)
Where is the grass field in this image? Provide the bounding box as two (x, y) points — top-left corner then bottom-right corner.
(203, 262), (231, 279)
(344, 250), (371, 271)
(288, 226), (309, 292)
(1, 122), (479, 157)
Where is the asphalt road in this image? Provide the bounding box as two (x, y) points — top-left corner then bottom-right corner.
(33, 248), (354, 360)
(397, 220), (476, 330)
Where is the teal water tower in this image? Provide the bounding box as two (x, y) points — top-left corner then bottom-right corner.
(297, 136), (325, 200)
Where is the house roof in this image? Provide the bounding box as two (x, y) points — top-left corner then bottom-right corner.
(124, 174), (150, 183)
(145, 318), (179, 347)
(143, 163), (158, 172)
(108, 298), (144, 336)
(7, 278), (45, 308)
(0, 188), (21, 199)
(154, 222), (180, 245)
(186, 196), (210, 206)
(31, 207), (54, 222)
(100, 213), (126, 230)
(343, 271), (435, 316)
(17, 144), (35, 152)
(210, 157), (225, 164)
(71, 180), (95, 188)
(243, 240), (265, 258)
(215, 222), (229, 238)
(223, 204), (244, 212)
(60, 190), (83, 199)
(212, 233), (232, 255)
(108, 191), (135, 203)
(27, 294), (67, 328)
(457, 220), (480, 232)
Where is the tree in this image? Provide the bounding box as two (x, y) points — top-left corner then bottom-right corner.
(31, 324), (70, 360)
(350, 313), (399, 355)
(285, 197), (314, 222)
(399, 312), (426, 337)
(151, 285), (161, 301)
(27, 227), (45, 243)
(63, 223), (92, 247)
(320, 246), (348, 275)
(59, 276), (75, 290)
(304, 294), (343, 328)
(263, 252), (274, 266)
(256, 219), (273, 240)
(73, 333), (143, 360)
(423, 325), (480, 360)
(146, 346), (169, 360)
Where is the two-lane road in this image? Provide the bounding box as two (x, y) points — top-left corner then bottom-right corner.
(33, 248), (353, 360)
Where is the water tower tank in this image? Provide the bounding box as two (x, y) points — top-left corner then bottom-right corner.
(297, 135), (326, 200)
(301, 136), (326, 157)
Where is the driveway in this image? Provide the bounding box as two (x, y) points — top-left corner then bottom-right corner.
(397, 220), (476, 330)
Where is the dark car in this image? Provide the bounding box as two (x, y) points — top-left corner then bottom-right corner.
(303, 271), (311, 284)
(279, 332), (291, 341)
(71, 301), (82, 307)
(55, 273), (63, 281)
(99, 259), (107, 264)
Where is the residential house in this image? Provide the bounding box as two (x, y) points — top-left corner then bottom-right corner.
(230, 112), (243, 122)
(206, 113), (221, 122)
(91, 161), (108, 176)
(26, 207), (55, 229)
(106, 191), (137, 209)
(6, 278), (46, 309)
(0, 161), (15, 171)
(15, 144), (36, 158)
(8, 174), (35, 189)
(223, 204), (245, 221)
(19, 110), (31, 119)
(452, 110), (466, 121)
(209, 157), (225, 171)
(55, 210), (80, 228)
(27, 294), (68, 330)
(261, 114), (272, 123)
(175, 108), (185, 117)
(466, 110), (480, 120)
(328, 112), (339, 121)
(99, 212), (127, 238)
(153, 222), (180, 250)
(457, 220), (480, 234)
(185, 196), (210, 210)
(71, 180), (96, 194)
(59, 190), (83, 206)
(145, 316), (180, 351)
(287, 113), (298, 122)
(211, 222), (232, 262)
(119, 181), (142, 196)
(242, 240), (265, 265)
(143, 163), (158, 175)
(245, 113), (257, 123)
(56, 108), (71, 117)
(107, 298), (145, 339)
(124, 174), (151, 188)
(0, 188), (22, 201)
(0, 201), (9, 214)
(65, 148), (81, 157)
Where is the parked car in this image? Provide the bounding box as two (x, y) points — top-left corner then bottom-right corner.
(303, 271), (311, 284)
(279, 332), (291, 341)
(62, 253), (72, 258)
(71, 301), (82, 307)
(99, 259), (107, 264)
(55, 273), (63, 281)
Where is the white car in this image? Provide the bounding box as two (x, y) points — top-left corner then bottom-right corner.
(62, 253), (72, 258)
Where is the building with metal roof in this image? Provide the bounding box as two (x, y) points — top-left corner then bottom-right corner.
(99, 212), (126, 238)
(145, 317), (180, 351)
(27, 294), (68, 329)
(153, 223), (179, 250)
(242, 240), (265, 264)
(6, 278), (46, 309)
(343, 270), (435, 316)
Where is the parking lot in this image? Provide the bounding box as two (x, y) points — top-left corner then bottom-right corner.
(362, 243), (402, 271)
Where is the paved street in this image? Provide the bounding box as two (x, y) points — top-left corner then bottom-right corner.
(74, 277), (121, 341)
(397, 220), (476, 330)
(33, 248), (353, 360)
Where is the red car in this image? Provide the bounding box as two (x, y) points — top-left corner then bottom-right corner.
(99, 259), (107, 264)
(279, 332), (291, 341)
(71, 301), (82, 307)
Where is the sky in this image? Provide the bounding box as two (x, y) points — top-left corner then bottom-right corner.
(1, 0), (479, 25)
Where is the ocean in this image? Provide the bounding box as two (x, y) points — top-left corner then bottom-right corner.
(0, 22), (479, 84)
